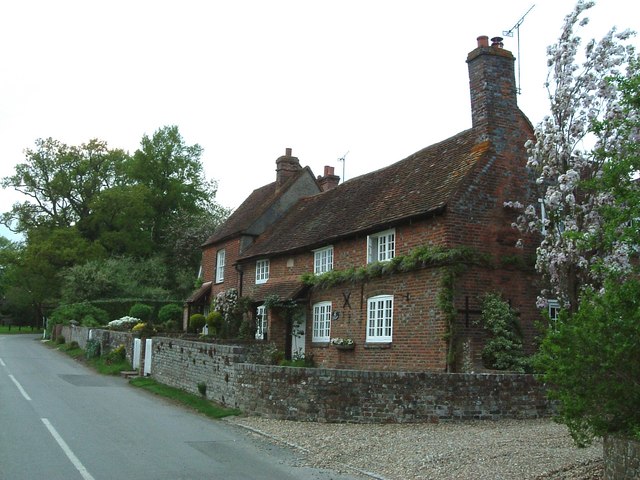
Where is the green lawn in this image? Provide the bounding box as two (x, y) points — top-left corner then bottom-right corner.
(0, 325), (43, 335)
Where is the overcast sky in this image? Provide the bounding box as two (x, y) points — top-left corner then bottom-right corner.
(1, 0), (638, 241)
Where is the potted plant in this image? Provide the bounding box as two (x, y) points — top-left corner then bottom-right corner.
(331, 337), (355, 351)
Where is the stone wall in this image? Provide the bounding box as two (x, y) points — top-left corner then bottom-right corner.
(150, 336), (244, 406)
(61, 325), (137, 364)
(149, 336), (552, 422)
(604, 435), (640, 480)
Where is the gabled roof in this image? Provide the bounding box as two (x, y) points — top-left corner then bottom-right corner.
(239, 128), (489, 260)
(203, 167), (317, 247)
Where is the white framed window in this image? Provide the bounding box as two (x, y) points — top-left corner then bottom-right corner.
(215, 249), (225, 283)
(255, 305), (267, 340)
(367, 229), (395, 263)
(548, 299), (560, 321)
(313, 246), (334, 274)
(312, 301), (332, 342)
(367, 295), (393, 343)
(255, 259), (269, 284)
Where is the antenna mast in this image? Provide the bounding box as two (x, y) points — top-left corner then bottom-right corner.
(338, 151), (349, 183)
(503, 4), (535, 94)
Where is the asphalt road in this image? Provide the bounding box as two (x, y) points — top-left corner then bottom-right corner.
(0, 335), (364, 480)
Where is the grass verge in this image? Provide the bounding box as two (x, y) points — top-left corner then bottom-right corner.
(0, 325), (43, 335)
(130, 377), (241, 419)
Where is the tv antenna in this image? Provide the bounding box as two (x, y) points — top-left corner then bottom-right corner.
(503, 4), (535, 94)
(338, 150), (349, 183)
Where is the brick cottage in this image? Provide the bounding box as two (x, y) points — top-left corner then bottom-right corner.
(187, 36), (540, 373)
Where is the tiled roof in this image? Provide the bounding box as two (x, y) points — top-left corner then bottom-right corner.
(239, 129), (489, 259)
(186, 281), (212, 304)
(203, 182), (277, 246)
(246, 279), (308, 302)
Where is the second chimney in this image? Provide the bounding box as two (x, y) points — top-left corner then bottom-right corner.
(317, 166), (340, 192)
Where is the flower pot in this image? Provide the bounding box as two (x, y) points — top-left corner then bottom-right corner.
(335, 344), (355, 351)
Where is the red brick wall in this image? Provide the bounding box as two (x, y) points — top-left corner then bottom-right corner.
(306, 268), (449, 372)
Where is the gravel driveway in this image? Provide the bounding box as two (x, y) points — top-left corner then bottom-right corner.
(227, 417), (603, 480)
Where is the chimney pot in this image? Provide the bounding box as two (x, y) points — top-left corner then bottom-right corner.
(285, 147), (292, 156)
(477, 35), (489, 48)
(324, 166), (334, 176)
(491, 36), (504, 48)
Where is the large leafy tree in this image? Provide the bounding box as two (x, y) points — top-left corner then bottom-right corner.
(1, 138), (128, 233)
(127, 125), (218, 248)
(516, 0), (636, 311)
(1, 125), (228, 317)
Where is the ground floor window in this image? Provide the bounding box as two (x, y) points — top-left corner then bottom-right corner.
(312, 301), (332, 342)
(367, 295), (393, 343)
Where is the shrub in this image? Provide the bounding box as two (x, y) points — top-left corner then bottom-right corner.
(81, 315), (102, 328)
(197, 381), (207, 397)
(162, 320), (180, 332)
(158, 304), (183, 324)
(206, 311), (223, 331)
(68, 341), (80, 349)
(86, 339), (101, 359)
(49, 302), (109, 336)
(107, 316), (140, 331)
(535, 279), (640, 446)
(129, 303), (153, 323)
(189, 314), (206, 333)
(105, 344), (126, 364)
(478, 293), (528, 372)
(55, 335), (66, 345)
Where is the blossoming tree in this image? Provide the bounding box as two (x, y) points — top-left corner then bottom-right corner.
(516, 0), (636, 311)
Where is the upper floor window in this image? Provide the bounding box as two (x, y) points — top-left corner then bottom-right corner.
(367, 229), (395, 263)
(367, 295), (393, 343)
(548, 299), (560, 322)
(215, 249), (225, 283)
(256, 259), (269, 284)
(255, 305), (267, 340)
(312, 301), (332, 342)
(313, 246), (334, 274)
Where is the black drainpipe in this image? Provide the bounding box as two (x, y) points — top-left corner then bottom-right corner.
(234, 262), (244, 297)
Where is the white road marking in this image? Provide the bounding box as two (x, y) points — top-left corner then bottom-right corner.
(41, 418), (96, 480)
(0, 358), (6, 367)
(9, 374), (31, 401)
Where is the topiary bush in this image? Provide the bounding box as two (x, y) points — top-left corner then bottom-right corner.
(206, 311), (223, 336)
(189, 314), (206, 333)
(158, 304), (183, 324)
(129, 303), (153, 323)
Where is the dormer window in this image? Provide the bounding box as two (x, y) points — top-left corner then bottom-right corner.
(313, 246), (333, 274)
(367, 229), (395, 263)
(215, 249), (225, 283)
(256, 259), (269, 284)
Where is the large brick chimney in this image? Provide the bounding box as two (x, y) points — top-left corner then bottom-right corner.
(275, 147), (302, 191)
(466, 36), (518, 132)
(317, 166), (340, 192)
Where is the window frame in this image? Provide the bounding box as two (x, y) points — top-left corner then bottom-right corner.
(367, 229), (396, 263)
(312, 301), (332, 342)
(313, 246), (334, 274)
(547, 299), (560, 322)
(215, 249), (225, 283)
(366, 294), (394, 343)
(255, 305), (267, 340)
(255, 259), (269, 284)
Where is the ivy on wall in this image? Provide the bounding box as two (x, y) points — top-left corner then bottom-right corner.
(301, 245), (491, 289)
